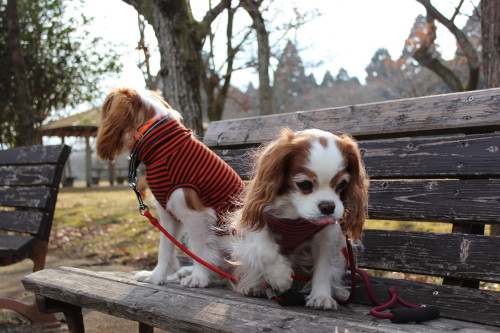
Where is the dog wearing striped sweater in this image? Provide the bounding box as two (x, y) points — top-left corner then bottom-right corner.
(96, 88), (244, 288)
(231, 128), (369, 310)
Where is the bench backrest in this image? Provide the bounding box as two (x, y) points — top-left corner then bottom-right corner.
(203, 88), (500, 326)
(0, 145), (71, 260)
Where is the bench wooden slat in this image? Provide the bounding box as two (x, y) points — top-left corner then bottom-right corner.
(215, 133), (500, 180)
(0, 165), (59, 187)
(204, 88), (500, 147)
(0, 145), (71, 166)
(0, 187), (55, 209)
(361, 133), (500, 179)
(0, 234), (35, 257)
(22, 267), (500, 332)
(358, 230), (500, 282)
(0, 211), (48, 235)
(368, 179), (500, 223)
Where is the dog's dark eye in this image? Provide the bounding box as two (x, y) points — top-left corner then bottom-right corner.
(296, 181), (313, 193)
(336, 180), (348, 192)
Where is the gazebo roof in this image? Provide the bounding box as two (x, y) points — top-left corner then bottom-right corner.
(41, 108), (101, 137)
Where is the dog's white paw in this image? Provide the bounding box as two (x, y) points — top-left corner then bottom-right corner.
(264, 265), (293, 293)
(333, 286), (350, 301)
(165, 266), (194, 283)
(306, 294), (338, 310)
(241, 284), (267, 297)
(134, 268), (168, 285)
(180, 273), (210, 288)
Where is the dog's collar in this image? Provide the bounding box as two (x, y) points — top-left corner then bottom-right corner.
(128, 115), (172, 184)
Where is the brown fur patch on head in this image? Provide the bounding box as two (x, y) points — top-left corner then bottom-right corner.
(335, 134), (369, 241)
(234, 128), (322, 231)
(96, 88), (162, 162)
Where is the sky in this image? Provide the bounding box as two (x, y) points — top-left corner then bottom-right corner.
(77, 0), (479, 102)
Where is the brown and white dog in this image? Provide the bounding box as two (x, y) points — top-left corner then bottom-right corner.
(230, 128), (369, 310)
(96, 88), (244, 288)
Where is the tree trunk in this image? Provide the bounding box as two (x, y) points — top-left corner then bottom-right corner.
(7, 0), (35, 146)
(153, 3), (204, 134)
(123, 0), (229, 135)
(481, 0), (500, 88)
(241, 0), (273, 115)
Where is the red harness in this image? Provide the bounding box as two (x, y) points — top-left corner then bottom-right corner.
(263, 212), (331, 254)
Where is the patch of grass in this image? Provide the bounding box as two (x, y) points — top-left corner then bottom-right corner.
(51, 187), (161, 268)
(365, 219), (452, 233)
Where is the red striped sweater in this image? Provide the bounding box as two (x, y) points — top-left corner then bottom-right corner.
(133, 116), (244, 226)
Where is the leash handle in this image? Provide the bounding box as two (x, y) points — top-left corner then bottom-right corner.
(369, 286), (440, 323)
(389, 306), (440, 323)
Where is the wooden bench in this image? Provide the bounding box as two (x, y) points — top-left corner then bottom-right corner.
(22, 88), (500, 332)
(0, 144), (71, 327)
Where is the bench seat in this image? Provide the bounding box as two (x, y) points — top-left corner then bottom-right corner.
(22, 266), (499, 333)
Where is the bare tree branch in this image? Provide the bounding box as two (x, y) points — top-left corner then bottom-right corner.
(240, 0), (272, 115)
(451, 0), (465, 22)
(415, 0), (480, 91)
(201, 0), (231, 35)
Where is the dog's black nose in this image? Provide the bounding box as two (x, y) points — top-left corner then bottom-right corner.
(318, 201), (335, 215)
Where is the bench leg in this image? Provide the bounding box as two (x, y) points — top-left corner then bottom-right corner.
(0, 297), (60, 328)
(139, 322), (154, 333)
(28, 240), (49, 272)
(36, 295), (85, 333)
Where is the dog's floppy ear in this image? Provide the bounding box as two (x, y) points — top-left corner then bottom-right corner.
(96, 88), (154, 161)
(234, 128), (297, 231)
(337, 134), (369, 241)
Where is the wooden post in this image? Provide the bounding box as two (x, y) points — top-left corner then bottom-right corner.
(108, 161), (115, 186)
(85, 135), (92, 187)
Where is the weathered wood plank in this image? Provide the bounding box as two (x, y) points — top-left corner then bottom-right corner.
(204, 88), (500, 147)
(213, 148), (253, 179)
(358, 230), (500, 282)
(0, 234), (35, 257)
(0, 145), (71, 166)
(22, 267), (500, 332)
(360, 133), (500, 179)
(0, 187), (55, 209)
(0, 211), (48, 235)
(368, 179), (500, 223)
(214, 133), (500, 180)
(0, 165), (59, 186)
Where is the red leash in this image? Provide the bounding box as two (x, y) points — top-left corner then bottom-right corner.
(143, 210), (238, 282)
(131, 181), (438, 323)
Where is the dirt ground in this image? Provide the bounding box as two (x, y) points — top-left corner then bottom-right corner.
(0, 256), (170, 333)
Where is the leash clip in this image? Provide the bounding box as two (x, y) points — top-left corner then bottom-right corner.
(129, 177), (149, 215)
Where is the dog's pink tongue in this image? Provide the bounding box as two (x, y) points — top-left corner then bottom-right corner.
(312, 218), (337, 225)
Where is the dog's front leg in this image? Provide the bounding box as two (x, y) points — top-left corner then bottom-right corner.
(306, 224), (348, 310)
(240, 227), (293, 294)
(135, 199), (181, 285)
(168, 188), (221, 288)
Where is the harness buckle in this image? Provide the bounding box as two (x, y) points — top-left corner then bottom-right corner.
(129, 178), (149, 215)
